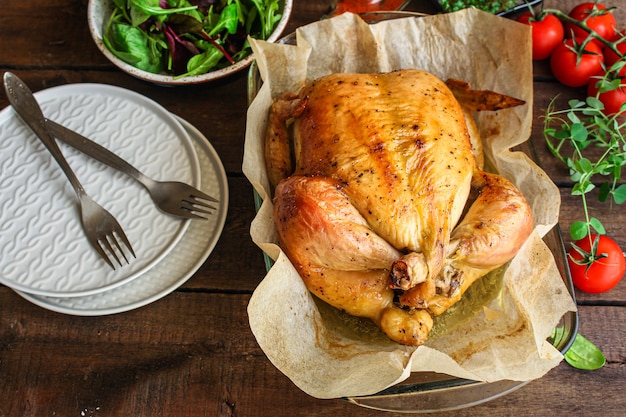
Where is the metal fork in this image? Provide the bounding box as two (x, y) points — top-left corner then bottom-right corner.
(45, 119), (218, 220)
(3, 72), (135, 269)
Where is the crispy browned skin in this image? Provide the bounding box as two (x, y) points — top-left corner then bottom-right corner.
(273, 175), (434, 346)
(444, 78), (526, 111)
(269, 71), (474, 278)
(267, 69), (531, 346)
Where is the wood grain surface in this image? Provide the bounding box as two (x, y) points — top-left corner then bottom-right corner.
(1, 1), (625, 416)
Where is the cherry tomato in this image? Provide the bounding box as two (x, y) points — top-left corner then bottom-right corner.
(587, 76), (626, 115)
(516, 12), (564, 60)
(568, 234), (625, 294)
(550, 38), (604, 87)
(566, 2), (617, 42)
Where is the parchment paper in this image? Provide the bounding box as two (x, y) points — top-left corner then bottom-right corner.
(243, 9), (577, 399)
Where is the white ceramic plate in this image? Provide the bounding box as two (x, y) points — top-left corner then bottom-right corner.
(0, 83), (200, 297)
(16, 116), (228, 315)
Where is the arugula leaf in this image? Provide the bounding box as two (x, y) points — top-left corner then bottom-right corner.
(438, 0), (518, 14)
(208, 3), (239, 37)
(179, 46), (224, 78)
(250, 0), (282, 39)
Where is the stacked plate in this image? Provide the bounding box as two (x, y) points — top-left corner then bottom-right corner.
(0, 83), (228, 315)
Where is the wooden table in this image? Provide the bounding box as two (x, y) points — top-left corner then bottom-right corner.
(1, 1), (625, 416)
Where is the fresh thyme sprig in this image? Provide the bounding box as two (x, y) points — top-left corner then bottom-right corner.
(536, 1), (626, 241)
(543, 67), (626, 241)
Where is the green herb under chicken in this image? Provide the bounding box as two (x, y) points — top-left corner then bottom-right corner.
(437, 0), (519, 14)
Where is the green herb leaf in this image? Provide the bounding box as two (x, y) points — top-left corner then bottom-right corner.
(567, 110), (582, 123)
(564, 333), (606, 370)
(598, 182), (611, 202)
(586, 95), (604, 110)
(576, 158), (593, 173)
(570, 221), (590, 240)
(543, 66), (626, 241)
(571, 179), (594, 195)
(589, 217), (606, 235)
(613, 184), (626, 204)
(570, 123), (589, 143)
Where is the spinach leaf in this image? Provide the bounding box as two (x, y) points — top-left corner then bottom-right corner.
(564, 333), (606, 370)
(104, 14), (164, 73)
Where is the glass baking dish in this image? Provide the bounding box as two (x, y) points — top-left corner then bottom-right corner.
(343, 221), (578, 412)
(246, 11), (578, 413)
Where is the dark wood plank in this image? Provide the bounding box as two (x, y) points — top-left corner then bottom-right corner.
(0, 0), (327, 68)
(1, 1), (626, 416)
(182, 177), (267, 291)
(1, 291), (624, 417)
(0, 0), (104, 68)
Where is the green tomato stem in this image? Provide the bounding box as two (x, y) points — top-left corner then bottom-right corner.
(541, 7), (624, 59)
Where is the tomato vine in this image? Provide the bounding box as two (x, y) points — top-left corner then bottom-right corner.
(543, 77), (626, 240)
(539, 1), (626, 241)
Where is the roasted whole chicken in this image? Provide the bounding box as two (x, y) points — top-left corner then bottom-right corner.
(265, 69), (533, 346)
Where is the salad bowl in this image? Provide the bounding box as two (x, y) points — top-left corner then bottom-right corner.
(88, 0), (293, 85)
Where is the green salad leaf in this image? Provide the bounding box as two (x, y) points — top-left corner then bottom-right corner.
(207, 3), (239, 37)
(102, 0), (283, 78)
(103, 15), (165, 73)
